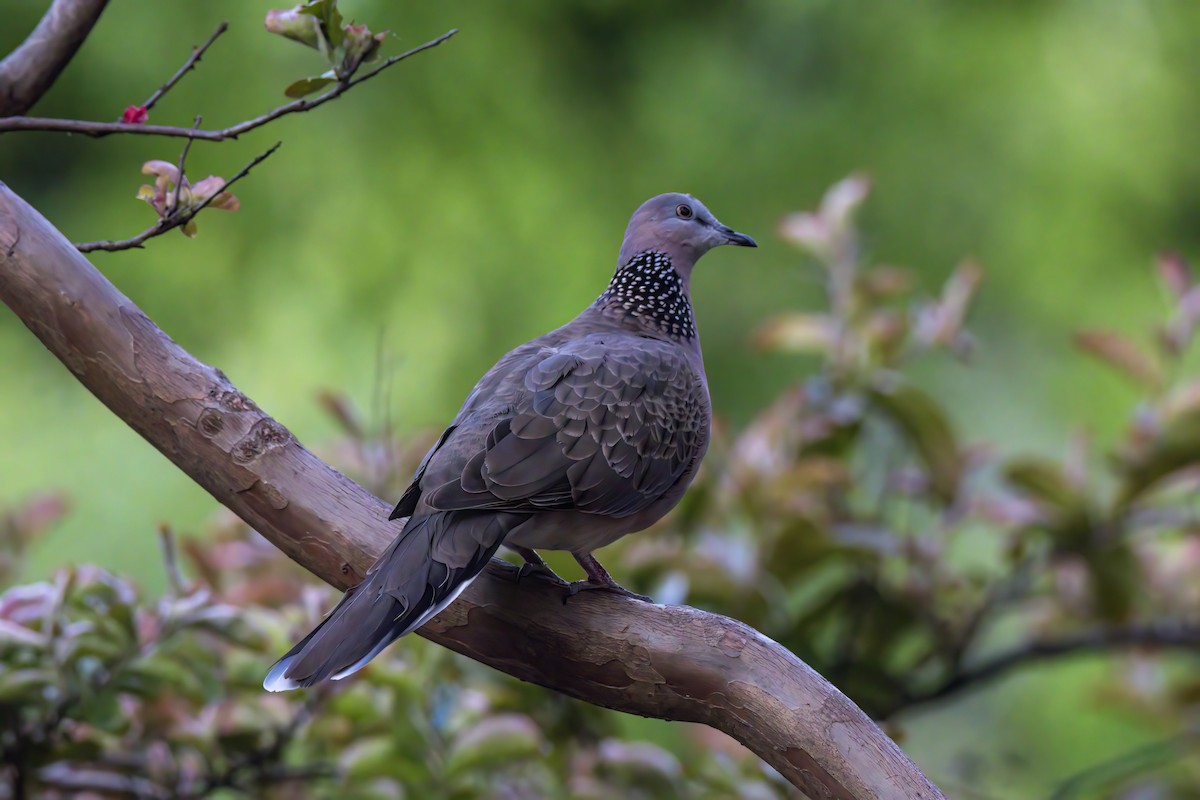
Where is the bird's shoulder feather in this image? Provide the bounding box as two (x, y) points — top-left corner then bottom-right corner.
(416, 332), (708, 519)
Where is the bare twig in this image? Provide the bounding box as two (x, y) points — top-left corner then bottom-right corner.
(74, 141), (281, 253)
(0, 29), (459, 140)
(0, 0), (111, 118)
(1048, 729), (1199, 799)
(135, 21), (228, 116)
(158, 525), (187, 596)
(170, 115), (202, 215)
(907, 622), (1200, 710)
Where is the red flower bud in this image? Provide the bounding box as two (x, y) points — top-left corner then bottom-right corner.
(122, 105), (149, 124)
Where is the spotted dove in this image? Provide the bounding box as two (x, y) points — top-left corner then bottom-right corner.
(264, 193), (756, 690)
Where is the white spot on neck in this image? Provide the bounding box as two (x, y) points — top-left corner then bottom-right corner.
(597, 250), (695, 340)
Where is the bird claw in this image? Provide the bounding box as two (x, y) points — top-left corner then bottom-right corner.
(516, 561), (568, 586)
(563, 579), (652, 604)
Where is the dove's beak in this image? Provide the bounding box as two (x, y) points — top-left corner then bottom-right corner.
(716, 224), (757, 248)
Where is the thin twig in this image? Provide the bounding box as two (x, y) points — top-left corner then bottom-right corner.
(157, 524), (187, 596)
(75, 142), (281, 253)
(1048, 729), (1199, 799)
(3, 29), (459, 140)
(907, 622), (1200, 709)
(170, 115), (202, 216)
(136, 21), (228, 115)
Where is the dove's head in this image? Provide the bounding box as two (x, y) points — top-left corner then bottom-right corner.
(617, 193), (756, 272)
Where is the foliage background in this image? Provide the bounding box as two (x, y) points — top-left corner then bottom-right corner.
(3, 1), (1200, 797)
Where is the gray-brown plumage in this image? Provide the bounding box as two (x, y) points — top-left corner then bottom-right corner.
(264, 193), (755, 690)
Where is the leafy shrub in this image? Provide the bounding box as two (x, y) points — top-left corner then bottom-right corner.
(5, 178), (1200, 797)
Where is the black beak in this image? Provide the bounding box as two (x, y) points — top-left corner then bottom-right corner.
(717, 224), (757, 248)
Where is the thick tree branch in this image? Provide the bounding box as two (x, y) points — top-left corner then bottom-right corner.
(0, 0), (110, 118)
(0, 29), (458, 139)
(0, 183), (944, 800)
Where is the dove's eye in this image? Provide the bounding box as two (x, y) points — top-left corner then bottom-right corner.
(675, 204), (694, 220)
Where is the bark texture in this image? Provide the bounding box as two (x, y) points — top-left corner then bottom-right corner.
(0, 0), (110, 117)
(0, 182), (944, 800)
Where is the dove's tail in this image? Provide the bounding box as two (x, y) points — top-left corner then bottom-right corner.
(264, 512), (518, 691)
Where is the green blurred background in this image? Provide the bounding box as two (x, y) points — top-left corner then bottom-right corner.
(3, 1), (1199, 796)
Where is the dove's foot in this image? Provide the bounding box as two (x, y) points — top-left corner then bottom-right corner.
(507, 545), (568, 586)
(518, 561), (568, 585)
(563, 551), (652, 603)
(564, 579), (652, 603)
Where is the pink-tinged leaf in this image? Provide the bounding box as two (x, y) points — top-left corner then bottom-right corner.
(1156, 251), (1193, 300)
(1074, 330), (1163, 391)
(971, 494), (1043, 527)
(137, 182), (170, 218)
(190, 176), (226, 201)
(1160, 285), (1200, 356)
(864, 310), (908, 363)
(299, 0), (344, 50)
(14, 493), (69, 534)
(341, 24), (387, 71)
(778, 211), (830, 255)
(596, 739), (683, 783)
(265, 6), (323, 49)
(1116, 405), (1200, 509)
(0, 669), (56, 702)
(1064, 429), (1091, 489)
(1164, 379), (1200, 421)
(141, 160), (180, 182)
(780, 174), (871, 263)
(0, 582), (57, 624)
(937, 260), (984, 338)
(121, 105), (148, 124)
(1003, 457), (1094, 549)
(284, 76), (336, 98)
(861, 266), (914, 298)
(868, 381), (961, 503)
(316, 390), (365, 438)
(913, 261), (983, 356)
(1004, 457), (1081, 510)
(753, 313), (835, 353)
(176, 176), (238, 214)
(207, 192), (240, 212)
(445, 714), (545, 775)
(820, 172), (871, 229)
(0, 619), (45, 647)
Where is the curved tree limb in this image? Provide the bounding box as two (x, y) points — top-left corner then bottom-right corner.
(0, 0), (110, 118)
(0, 182), (944, 800)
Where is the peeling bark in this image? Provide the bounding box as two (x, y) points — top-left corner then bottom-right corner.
(0, 182), (944, 799)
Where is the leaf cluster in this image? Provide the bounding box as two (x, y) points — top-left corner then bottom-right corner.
(7, 176), (1200, 796)
(0, 510), (790, 798)
(265, 0), (390, 98)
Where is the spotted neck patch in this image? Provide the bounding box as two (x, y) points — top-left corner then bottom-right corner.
(596, 250), (695, 340)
